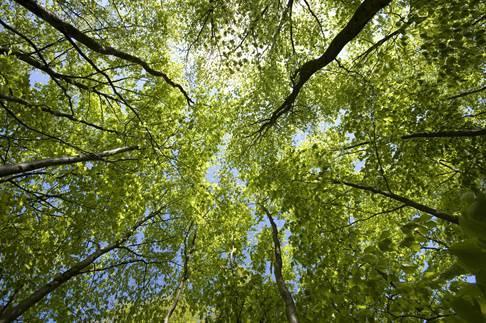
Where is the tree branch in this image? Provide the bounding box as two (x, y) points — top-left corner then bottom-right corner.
(353, 18), (414, 64)
(258, 0), (391, 133)
(326, 204), (406, 233)
(0, 47), (124, 105)
(0, 207), (163, 322)
(0, 94), (119, 134)
(302, 0), (325, 38)
(402, 128), (486, 139)
(0, 171), (47, 184)
(13, 0), (193, 105)
(0, 145), (138, 178)
(333, 180), (459, 224)
(447, 85), (486, 100)
(80, 259), (164, 274)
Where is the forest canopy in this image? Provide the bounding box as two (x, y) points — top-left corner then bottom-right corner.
(0, 0), (485, 322)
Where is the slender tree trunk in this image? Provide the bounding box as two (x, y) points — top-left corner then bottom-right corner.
(164, 227), (197, 323)
(0, 209), (160, 322)
(334, 180), (459, 224)
(262, 207), (299, 323)
(163, 280), (186, 323)
(0, 146), (138, 178)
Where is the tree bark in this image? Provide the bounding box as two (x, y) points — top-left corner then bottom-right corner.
(0, 209), (161, 322)
(262, 207), (299, 323)
(334, 180), (459, 224)
(0, 146), (138, 178)
(13, 0), (192, 104)
(260, 0), (391, 130)
(164, 227), (197, 323)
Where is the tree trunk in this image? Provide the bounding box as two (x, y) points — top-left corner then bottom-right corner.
(262, 207), (299, 323)
(164, 226), (197, 323)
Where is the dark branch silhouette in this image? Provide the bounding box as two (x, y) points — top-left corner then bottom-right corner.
(0, 207), (163, 322)
(0, 94), (119, 134)
(261, 205), (299, 323)
(402, 128), (486, 139)
(333, 180), (459, 224)
(258, 0), (391, 133)
(447, 85), (486, 100)
(14, 0), (193, 104)
(353, 18), (415, 64)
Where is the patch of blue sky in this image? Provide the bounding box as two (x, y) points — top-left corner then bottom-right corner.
(317, 120), (331, 132)
(85, 161), (94, 170)
(292, 130), (307, 147)
(29, 70), (49, 88)
(41, 181), (51, 190)
(205, 164), (220, 184)
(345, 132), (355, 141)
(353, 158), (366, 171)
(335, 108), (346, 125)
(117, 102), (127, 115)
(309, 166), (321, 175)
(133, 230), (145, 245)
(466, 275), (476, 283)
(292, 110), (346, 147)
(389, 142), (398, 154)
(134, 79), (146, 91)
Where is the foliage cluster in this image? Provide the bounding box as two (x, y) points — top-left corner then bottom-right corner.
(0, 0), (485, 322)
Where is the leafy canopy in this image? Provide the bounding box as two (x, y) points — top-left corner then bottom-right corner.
(0, 0), (485, 322)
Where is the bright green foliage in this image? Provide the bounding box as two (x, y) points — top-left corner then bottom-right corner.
(0, 0), (485, 322)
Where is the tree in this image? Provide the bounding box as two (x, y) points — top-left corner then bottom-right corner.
(1, 0), (485, 322)
(262, 204), (299, 323)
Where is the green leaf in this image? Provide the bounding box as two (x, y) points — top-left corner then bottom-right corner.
(378, 238), (393, 252)
(451, 297), (485, 323)
(449, 240), (486, 273)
